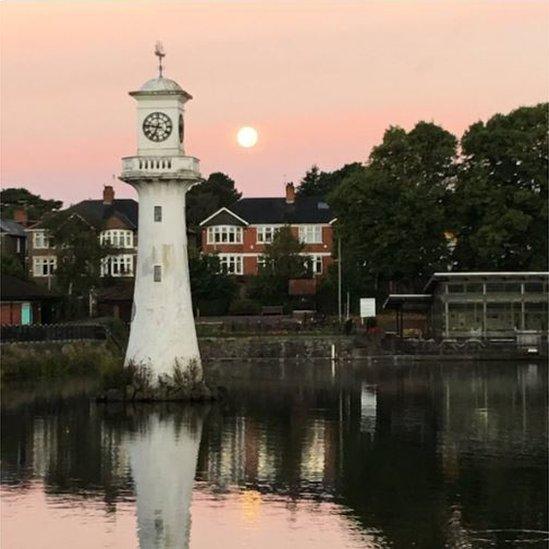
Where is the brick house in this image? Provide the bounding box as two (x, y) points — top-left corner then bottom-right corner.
(199, 183), (336, 277)
(26, 185), (138, 285)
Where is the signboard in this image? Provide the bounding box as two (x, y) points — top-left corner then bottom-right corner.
(360, 298), (376, 318)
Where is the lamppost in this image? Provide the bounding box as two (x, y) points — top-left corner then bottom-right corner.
(337, 235), (342, 323)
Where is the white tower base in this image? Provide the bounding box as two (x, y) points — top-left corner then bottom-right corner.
(121, 168), (202, 385)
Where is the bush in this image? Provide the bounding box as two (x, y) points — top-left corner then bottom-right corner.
(228, 298), (262, 315)
(1, 342), (122, 383)
(196, 297), (231, 316)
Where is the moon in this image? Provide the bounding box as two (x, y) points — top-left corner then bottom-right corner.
(237, 126), (259, 148)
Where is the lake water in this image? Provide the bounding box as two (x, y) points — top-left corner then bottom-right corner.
(1, 360), (547, 548)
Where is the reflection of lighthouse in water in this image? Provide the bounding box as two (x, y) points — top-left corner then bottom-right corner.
(126, 407), (206, 548)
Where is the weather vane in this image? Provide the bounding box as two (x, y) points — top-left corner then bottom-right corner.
(154, 41), (165, 78)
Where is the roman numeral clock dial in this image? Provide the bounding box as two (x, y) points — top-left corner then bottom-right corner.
(142, 112), (173, 142)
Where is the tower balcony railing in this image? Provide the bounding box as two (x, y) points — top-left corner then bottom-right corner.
(121, 155), (200, 176)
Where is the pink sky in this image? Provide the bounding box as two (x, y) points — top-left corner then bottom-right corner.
(1, 0), (548, 205)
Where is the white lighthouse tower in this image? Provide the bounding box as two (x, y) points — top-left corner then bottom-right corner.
(120, 44), (202, 383)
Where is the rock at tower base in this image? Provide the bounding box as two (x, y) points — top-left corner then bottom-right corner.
(96, 360), (226, 403)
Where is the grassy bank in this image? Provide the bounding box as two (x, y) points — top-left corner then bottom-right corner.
(1, 341), (123, 383)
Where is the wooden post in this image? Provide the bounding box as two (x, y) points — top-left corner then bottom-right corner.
(520, 283), (525, 330)
(444, 301), (449, 338)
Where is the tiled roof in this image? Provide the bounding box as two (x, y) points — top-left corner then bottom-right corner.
(31, 199), (138, 230)
(1, 275), (57, 301)
(209, 196), (334, 225)
(0, 219), (27, 237)
(98, 281), (135, 302)
(72, 199), (138, 229)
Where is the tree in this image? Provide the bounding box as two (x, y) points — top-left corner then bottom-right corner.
(329, 122), (458, 295)
(189, 250), (237, 315)
(249, 226), (310, 304)
(297, 163), (364, 198)
(0, 187), (62, 220)
(451, 104), (548, 270)
(186, 172), (241, 230)
(0, 250), (26, 279)
(42, 212), (111, 318)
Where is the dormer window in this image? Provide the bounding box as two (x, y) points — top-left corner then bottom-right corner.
(207, 225), (242, 244)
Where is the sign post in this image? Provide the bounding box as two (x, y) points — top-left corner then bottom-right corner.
(360, 298), (376, 323)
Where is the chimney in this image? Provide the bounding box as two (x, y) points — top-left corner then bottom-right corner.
(285, 182), (295, 204)
(103, 185), (115, 205)
(13, 208), (28, 225)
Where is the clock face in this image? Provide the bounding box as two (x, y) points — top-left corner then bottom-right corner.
(179, 114), (184, 144)
(142, 112), (172, 142)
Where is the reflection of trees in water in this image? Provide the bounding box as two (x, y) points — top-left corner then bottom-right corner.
(197, 363), (548, 547)
(1, 362), (547, 547)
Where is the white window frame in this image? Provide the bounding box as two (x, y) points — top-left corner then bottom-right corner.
(100, 229), (134, 249)
(33, 231), (50, 249)
(218, 254), (243, 275)
(257, 255), (268, 271)
(256, 226), (279, 244)
(310, 255), (323, 274)
(206, 225), (243, 245)
(33, 256), (56, 276)
(298, 225), (323, 244)
(100, 254), (134, 277)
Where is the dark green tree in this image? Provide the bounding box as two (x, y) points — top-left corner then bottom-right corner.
(297, 163), (364, 198)
(451, 103), (548, 270)
(329, 122), (458, 295)
(0, 250), (26, 279)
(42, 212), (111, 318)
(189, 250), (237, 315)
(249, 226), (310, 305)
(186, 172), (241, 230)
(0, 187), (62, 220)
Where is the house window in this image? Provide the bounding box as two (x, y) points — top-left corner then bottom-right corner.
(257, 226), (279, 244)
(100, 230), (134, 249)
(33, 256), (56, 276)
(207, 226), (243, 244)
(219, 254), (243, 275)
(154, 206), (162, 222)
(33, 231), (50, 249)
(309, 255), (323, 274)
(257, 255), (268, 272)
(100, 255), (134, 277)
(154, 265), (162, 282)
(298, 225), (322, 244)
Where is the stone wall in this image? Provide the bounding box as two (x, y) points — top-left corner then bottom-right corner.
(198, 335), (357, 361)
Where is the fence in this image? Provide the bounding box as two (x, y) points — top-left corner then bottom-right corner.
(196, 317), (345, 337)
(1, 323), (107, 344)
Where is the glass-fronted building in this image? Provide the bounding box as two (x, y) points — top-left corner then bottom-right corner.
(384, 272), (548, 340)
